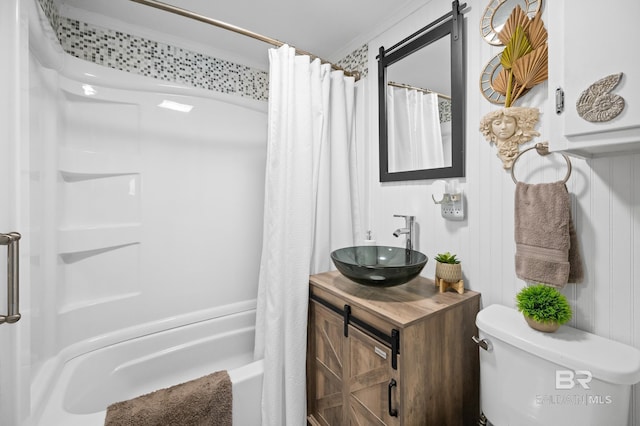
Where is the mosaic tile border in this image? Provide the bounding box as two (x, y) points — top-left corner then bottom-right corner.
(336, 44), (369, 80)
(57, 18), (269, 101)
(439, 99), (452, 123)
(37, 0), (268, 101)
(37, 0), (369, 100)
(38, 0), (61, 35)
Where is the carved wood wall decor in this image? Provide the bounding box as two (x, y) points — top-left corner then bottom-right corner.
(576, 73), (625, 122)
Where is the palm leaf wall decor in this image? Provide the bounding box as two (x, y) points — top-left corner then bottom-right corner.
(525, 10), (547, 49)
(497, 5), (530, 45)
(492, 68), (527, 99)
(500, 26), (533, 70)
(513, 44), (548, 90)
(494, 5), (548, 107)
(500, 26), (533, 106)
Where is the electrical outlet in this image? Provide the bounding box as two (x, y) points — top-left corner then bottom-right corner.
(441, 193), (464, 221)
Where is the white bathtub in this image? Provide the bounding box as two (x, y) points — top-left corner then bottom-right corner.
(35, 307), (263, 426)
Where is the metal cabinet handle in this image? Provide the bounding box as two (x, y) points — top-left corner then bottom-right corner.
(388, 378), (398, 417)
(0, 232), (21, 325)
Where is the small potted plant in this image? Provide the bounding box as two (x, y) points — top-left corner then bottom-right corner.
(516, 284), (572, 333)
(434, 252), (462, 283)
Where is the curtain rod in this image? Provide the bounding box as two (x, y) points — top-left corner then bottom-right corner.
(388, 81), (451, 100)
(129, 0), (360, 80)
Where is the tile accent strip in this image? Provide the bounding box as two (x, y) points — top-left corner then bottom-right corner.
(57, 17), (269, 101)
(37, 0), (369, 100)
(38, 0), (61, 34)
(37, 0), (268, 101)
(439, 99), (452, 123)
(336, 44), (369, 80)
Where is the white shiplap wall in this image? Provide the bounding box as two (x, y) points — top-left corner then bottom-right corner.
(358, 0), (640, 423)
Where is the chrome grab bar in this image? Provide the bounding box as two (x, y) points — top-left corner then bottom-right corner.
(0, 232), (21, 325)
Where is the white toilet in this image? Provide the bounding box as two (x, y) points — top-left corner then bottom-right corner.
(476, 304), (640, 426)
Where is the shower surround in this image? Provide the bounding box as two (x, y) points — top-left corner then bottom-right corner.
(1, 1), (372, 424)
(27, 0), (267, 423)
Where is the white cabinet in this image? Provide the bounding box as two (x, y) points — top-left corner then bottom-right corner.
(547, 0), (640, 157)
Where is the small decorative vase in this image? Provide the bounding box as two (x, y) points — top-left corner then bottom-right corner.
(435, 262), (462, 283)
(524, 315), (560, 333)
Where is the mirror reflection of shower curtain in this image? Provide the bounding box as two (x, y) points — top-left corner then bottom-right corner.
(387, 86), (445, 172)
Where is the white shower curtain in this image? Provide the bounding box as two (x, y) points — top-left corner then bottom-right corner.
(254, 45), (360, 426)
(387, 86), (445, 171)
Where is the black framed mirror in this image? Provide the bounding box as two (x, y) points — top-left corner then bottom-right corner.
(378, 1), (466, 182)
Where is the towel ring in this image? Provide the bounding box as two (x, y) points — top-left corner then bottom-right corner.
(511, 142), (572, 184)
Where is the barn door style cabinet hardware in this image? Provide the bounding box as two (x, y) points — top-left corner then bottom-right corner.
(307, 271), (480, 425)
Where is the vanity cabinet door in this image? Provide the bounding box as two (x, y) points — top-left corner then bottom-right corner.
(308, 301), (347, 425)
(307, 301), (400, 426)
(347, 326), (400, 426)
(547, 0), (640, 156)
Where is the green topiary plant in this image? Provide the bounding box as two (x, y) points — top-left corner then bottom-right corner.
(516, 284), (572, 326)
(434, 252), (460, 264)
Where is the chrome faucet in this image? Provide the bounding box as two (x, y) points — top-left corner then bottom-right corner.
(393, 215), (414, 252)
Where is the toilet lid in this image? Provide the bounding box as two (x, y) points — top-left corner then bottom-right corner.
(476, 304), (640, 385)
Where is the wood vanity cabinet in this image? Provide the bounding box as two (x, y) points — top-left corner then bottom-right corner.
(547, 0), (640, 157)
(307, 270), (480, 426)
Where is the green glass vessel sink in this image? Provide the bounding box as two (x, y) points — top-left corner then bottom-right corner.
(330, 246), (428, 287)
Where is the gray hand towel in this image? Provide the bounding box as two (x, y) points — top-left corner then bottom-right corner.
(514, 181), (583, 288)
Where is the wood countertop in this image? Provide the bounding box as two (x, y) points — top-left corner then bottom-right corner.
(309, 270), (480, 328)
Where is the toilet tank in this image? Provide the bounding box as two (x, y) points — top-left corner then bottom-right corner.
(476, 304), (640, 426)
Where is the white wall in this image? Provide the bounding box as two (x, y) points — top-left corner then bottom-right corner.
(359, 0), (640, 422)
